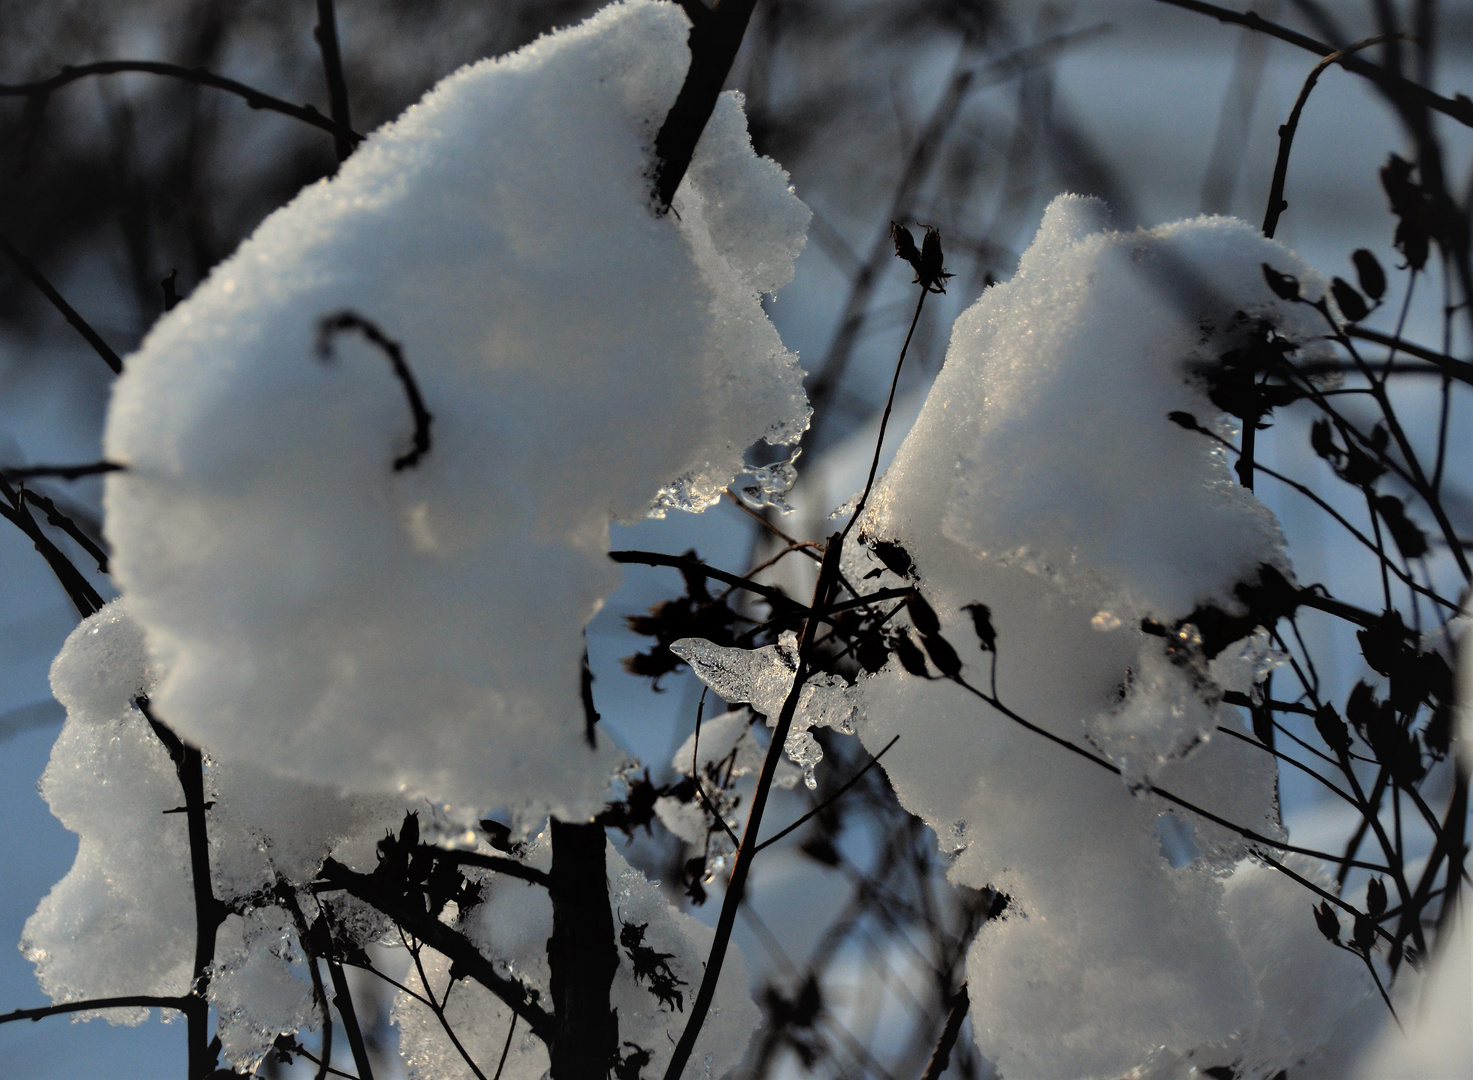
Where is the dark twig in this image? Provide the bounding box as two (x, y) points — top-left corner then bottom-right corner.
(919, 984), (970, 1080)
(19, 490), (108, 573)
(1345, 325), (1473, 386)
(314, 0), (355, 162)
(1154, 0), (1473, 128)
(0, 479), (104, 617)
(0, 996), (190, 1025)
(652, 0), (760, 209)
(316, 312), (433, 471)
(415, 847), (551, 888)
(610, 549), (803, 613)
(0, 230), (124, 374)
(327, 959), (376, 1080)
(839, 285), (927, 544)
(1264, 34), (1401, 237)
(315, 859), (555, 1045)
(0, 60), (362, 145)
(402, 932), (489, 1080)
(280, 888), (334, 1080)
(947, 675), (1390, 872)
(664, 535), (846, 1080)
(492, 1014), (518, 1080)
(0, 461), (124, 482)
(806, 25), (1114, 419)
(135, 698), (227, 1080)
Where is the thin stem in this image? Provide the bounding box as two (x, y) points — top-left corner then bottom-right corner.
(839, 286), (928, 544)
(1152, 0), (1473, 129)
(0, 60), (361, 144)
(0, 996), (190, 1025)
(136, 698), (225, 1080)
(328, 959), (376, 1080)
(754, 735), (900, 853)
(492, 1014), (518, 1080)
(315, 860), (555, 1044)
(948, 674), (1390, 871)
(663, 535), (846, 1080)
(1344, 325), (1473, 387)
(919, 984), (970, 1080)
(403, 935), (489, 1080)
(1263, 34), (1401, 237)
(314, 0), (354, 162)
(0, 230), (124, 374)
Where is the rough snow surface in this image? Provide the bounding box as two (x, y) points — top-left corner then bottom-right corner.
(22, 603), (193, 1022)
(102, 0), (811, 813)
(393, 834), (759, 1080)
(25, 601), (404, 1072)
(848, 198), (1370, 1078)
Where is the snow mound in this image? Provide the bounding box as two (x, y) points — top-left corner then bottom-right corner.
(25, 601), (403, 1073)
(102, 0), (811, 813)
(849, 198), (1369, 1079)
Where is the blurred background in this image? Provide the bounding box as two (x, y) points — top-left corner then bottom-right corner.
(0, 1), (1469, 1076)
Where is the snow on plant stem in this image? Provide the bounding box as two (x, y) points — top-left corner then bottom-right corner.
(100, 0), (811, 814)
(849, 197), (1376, 1079)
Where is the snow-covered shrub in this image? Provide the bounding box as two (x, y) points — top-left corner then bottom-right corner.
(842, 198), (1380, 1079)
(665, 198), (1385, 1079)
(101, 0), (811, 815)
(24, 601), (406, 1072)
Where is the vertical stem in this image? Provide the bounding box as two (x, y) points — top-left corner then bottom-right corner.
(664, 536), (845, 1080)
(328, 958), (376, 1080)
(547, 819), (618, 1080)
(139, 700), (225, 1079)
(314, 0), (354, 163)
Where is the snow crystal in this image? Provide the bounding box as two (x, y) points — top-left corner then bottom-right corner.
(848, 198), (1344, 1078)
(395, 835), (758, 1080)
(935, 195), (1324, 622)
(102, 0), (811, 813)
(209, 909), (317, 1073)
(671, 631), (857, 783)
(23, 602), (191, 1023)
(27, 600), (403, 1061)
(22, 709), (194, 1023)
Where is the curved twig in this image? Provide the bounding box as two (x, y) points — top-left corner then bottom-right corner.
(1154, 0), (1473, 129)
(314, 859), (555, 1046)
(0, 60), (362, 145)
(316, 312), (433, 471)
(0, 996), (191, 1025)
(1264, 34), (1404, 236)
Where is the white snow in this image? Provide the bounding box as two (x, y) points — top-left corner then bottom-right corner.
(25, 601), (404, 1073)
(101, 0), (811, 814)
(845, 197), (1371, 1079)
